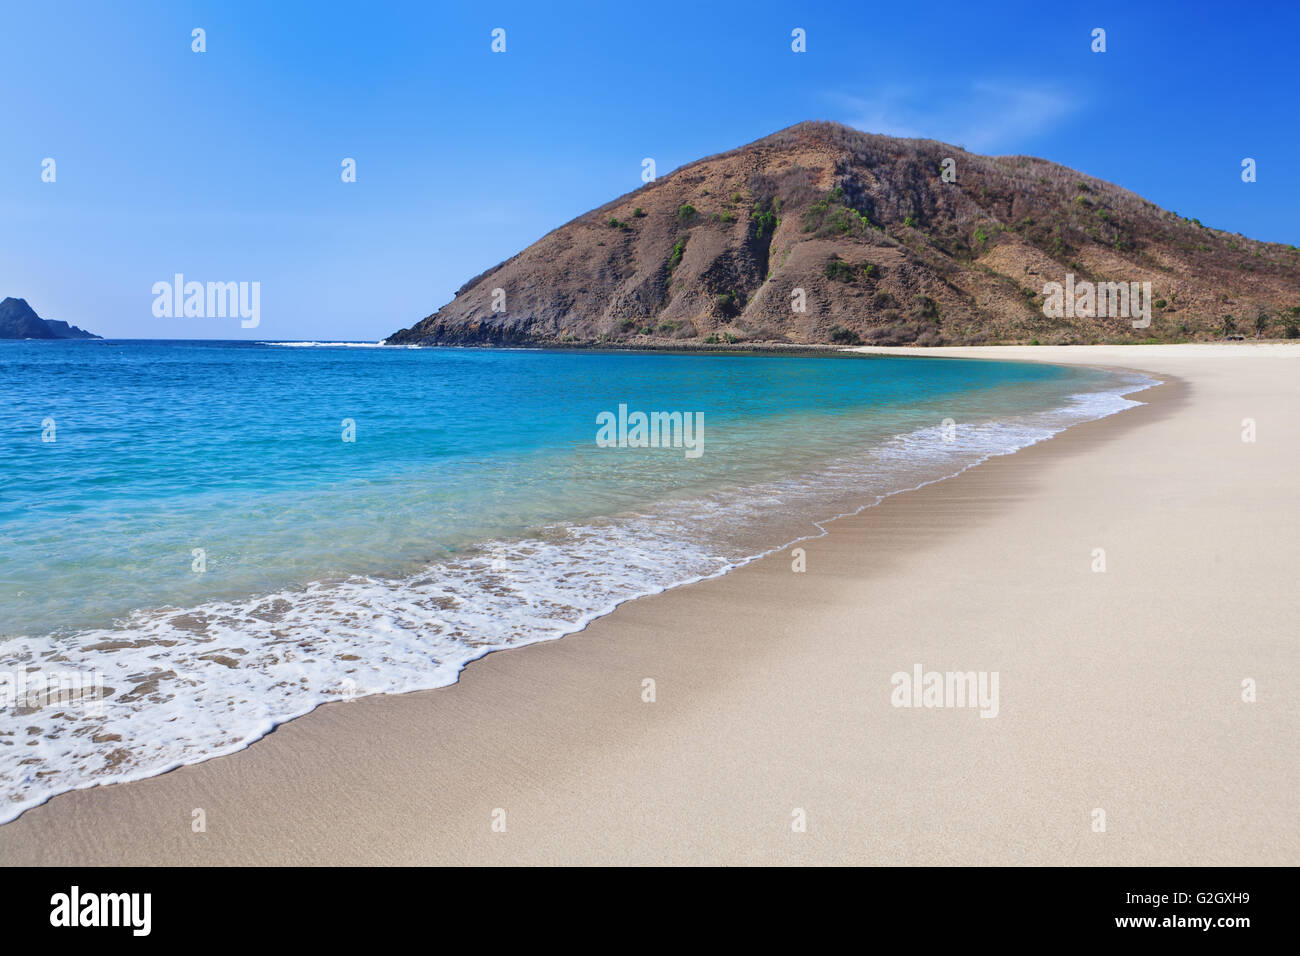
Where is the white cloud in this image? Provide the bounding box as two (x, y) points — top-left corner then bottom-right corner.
(833, 82), (1081, 153)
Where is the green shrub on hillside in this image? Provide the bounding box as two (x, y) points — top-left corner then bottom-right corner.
(668, 238), (688, 270)
(751, 199), (778, 238)
(824, 258), (857, 282)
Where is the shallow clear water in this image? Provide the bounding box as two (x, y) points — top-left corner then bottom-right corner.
(0, 340), (1153, 821)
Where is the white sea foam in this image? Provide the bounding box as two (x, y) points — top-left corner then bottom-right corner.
(260, 341), (393, 348)
(0, 374), (1157, 824)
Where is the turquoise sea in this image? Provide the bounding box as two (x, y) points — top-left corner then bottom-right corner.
(0, 341), (1152, 821)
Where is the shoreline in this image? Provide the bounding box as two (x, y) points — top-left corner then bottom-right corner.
(0, 351), (1142, 821)
(0, 359), (1147, 827)
(2, 344), (1296, 865)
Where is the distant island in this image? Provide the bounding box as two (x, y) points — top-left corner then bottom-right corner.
(387, 121), (1300, 348)
(0, 297), (101, 340)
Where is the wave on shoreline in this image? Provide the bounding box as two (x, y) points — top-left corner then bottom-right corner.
(0, 373), (1158, 824)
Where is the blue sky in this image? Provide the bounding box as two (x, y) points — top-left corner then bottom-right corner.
(2, 0), (1296, 340)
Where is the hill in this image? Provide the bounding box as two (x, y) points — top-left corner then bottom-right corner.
(387, 122), (1300, 347)
(0, 298), (101, 340)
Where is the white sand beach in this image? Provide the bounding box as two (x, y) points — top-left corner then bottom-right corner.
(2, 344), (1296, 865)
